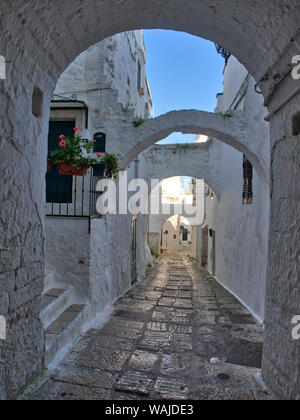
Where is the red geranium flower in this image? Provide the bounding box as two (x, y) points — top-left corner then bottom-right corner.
(96, 153), (102, 158)
(59, 134), (65, 139)
(59, 140), (67, 147)
(73, 128), (79, 132)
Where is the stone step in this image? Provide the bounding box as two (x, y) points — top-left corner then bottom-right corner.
(44, 271), (57, 292)
(41, 288), (73, 329)
(45, 304), (88, 366)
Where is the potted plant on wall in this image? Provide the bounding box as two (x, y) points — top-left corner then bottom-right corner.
(50, 128), (121, 177)
(51, 128), (95, 176)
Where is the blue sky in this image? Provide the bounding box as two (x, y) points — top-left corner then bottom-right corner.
(143, 30), (225, 144)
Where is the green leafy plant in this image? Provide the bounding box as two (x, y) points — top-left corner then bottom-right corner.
(132, 117), (146, 127)
(223, 109), (232, 119)
(101, 153), (121, 179)
(123, 103), (135, 113)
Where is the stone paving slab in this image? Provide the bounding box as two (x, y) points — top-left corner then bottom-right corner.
(51, 366), (116, 389)
(31, 254), (267, 401)
(115, 371), (153, 396)
(91, 334), (135, 351)
(31, 380), (111, 400)
(155, 377), (189, 400)
(77, 348), (130, 371)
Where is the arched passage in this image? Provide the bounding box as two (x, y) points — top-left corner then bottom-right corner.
(147, 175), (207, 260)
(6, 1), (299, 87)
(121, 110), (268, 183)
(0, 1), (299, 400)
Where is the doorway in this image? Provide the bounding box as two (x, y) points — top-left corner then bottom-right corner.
(46, 121), (75, 204)
(131, 216), (137, 285)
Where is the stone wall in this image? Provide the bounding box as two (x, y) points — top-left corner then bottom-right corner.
(139, 143), (222, 197)
(45, 218), (90, 297)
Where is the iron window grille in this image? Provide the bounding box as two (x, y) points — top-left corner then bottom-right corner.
(243, 156), (253, 204)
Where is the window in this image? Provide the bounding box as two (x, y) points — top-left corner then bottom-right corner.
(93, 132), (106, 153)
(32, 87), (44, 117)
(137, 61), (142, 92)
(292, 112), (300, 136)
(243, 156), (253, 204)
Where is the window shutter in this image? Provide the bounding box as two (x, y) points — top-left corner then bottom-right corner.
(243, 156), (253, 204)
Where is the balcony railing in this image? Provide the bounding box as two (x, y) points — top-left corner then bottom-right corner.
(46, 164), (105, 232)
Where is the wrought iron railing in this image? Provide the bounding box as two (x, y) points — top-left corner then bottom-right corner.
(46, 164), (105, 232)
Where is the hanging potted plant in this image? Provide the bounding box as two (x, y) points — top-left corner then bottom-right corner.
(51, 129), (123, 178)
(51, 129), (101, 176)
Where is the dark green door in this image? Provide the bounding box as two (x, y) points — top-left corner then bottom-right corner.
(182, 229), (188, 241)
(46, 121), (75, 203)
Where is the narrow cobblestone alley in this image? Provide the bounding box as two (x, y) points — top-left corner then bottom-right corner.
(30, 254), (266, 400)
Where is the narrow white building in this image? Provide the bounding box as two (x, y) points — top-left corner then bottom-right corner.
(196, 56), (270, 323)
(43, 32), (153, 364)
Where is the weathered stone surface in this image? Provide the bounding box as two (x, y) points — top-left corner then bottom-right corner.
(51, 366), (116, 389)
(91, 334), (135, 352)
(100, 325), (143, 340)
(105, 318), (145, 331)
(115, 371), (152, 396)
(21, 255), (267, 400)
(77, 348), (130, 371)
(194, 386), (255, 401)
(155, 378), (189, 400)
(128, 350), (159, 372)
(31, 380), (111, 400)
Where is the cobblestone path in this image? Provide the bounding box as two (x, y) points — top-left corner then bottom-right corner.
(31, 254), (266, 400)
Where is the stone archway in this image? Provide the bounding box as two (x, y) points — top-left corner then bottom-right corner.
(0, 0), (299, 399)
(140, 141), (223, 197)
(121, 110), (268, 184)
(147, 175), (208, 264)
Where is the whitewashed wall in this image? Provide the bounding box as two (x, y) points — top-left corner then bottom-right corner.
(46, 32), (152, 322)
(204, 57), (270, 323)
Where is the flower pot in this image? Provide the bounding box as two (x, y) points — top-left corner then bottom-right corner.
(58, 162), (89, 176)
(47, 159), (53, 173)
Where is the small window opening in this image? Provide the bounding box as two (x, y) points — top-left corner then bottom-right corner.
(292, 113), (300, 136)
(137, 61), (142, 92)
(32, 87), (44, 118)
(243, 156), (253, 205)
(93, 132), (106, 153)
